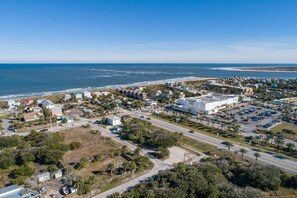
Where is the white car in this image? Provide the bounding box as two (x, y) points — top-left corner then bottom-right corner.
(69, 187), (78, 193)
(62, 186), (69, 195)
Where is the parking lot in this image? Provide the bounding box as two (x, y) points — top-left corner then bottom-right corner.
(207, 104), (282, 135)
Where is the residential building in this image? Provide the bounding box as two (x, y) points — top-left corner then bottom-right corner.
(64, 94), (71, 101)
(106, 115), (122, 126)
(51, 106), (63, 119)
(83, 91), (92, 99)
(41, 100), (54, 109)
(73, 92), (83, 99)
(37, 172), (50, 182)
(53, 169), (63, 179)
(149, 90), (162, 99)
(144, 99), (158, 106)
(23, 112), (39, 122)
(6, 100), (20, 109)
(36, 98), (46, 105)
(92, 91), (110, 96)
(21, 98), (34, 106)
(32, 106), (42, 113)
(172, 94), (239, 115)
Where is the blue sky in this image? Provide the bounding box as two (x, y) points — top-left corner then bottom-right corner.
(0, 0), (297, 63)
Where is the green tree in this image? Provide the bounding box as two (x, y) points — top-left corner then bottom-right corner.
(225, 142), (234, 156)
(69, 141), (82, 150)
(275, 138), (285, 154)
(286, 143), (295, 156)
(107, 163), (115, 176)
(121, 145), (129, 155)
(239, 148), (248, 161)
(133, 147), (142, 155)
(254, 152), (261, 162)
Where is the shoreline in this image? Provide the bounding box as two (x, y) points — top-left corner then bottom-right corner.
(213, 67), (297, 73)
(0, 76), (214, 101)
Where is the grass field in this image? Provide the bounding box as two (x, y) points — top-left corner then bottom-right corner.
(270, 123), (297, 140)
(61, 127), (123, 168)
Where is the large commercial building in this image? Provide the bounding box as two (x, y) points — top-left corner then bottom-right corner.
(172, 94), (239, 115)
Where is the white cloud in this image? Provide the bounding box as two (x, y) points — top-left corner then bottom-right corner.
(1, 38), (297, 63)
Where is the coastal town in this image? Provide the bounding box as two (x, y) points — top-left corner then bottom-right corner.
(0, 77), (296, 198)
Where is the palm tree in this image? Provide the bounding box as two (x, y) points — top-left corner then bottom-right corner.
(239, 148), (248, 161)
(225, 142), (234, 156)
(286, 143), (295, 156)
(275, 138), (285, 154)
(254, 152), (261, 162)
(107, 163), (115, 176)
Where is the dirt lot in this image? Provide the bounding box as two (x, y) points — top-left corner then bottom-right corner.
(61, 127), (123, 169)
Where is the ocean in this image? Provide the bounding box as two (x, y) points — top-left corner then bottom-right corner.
(0, 64), (296, 100)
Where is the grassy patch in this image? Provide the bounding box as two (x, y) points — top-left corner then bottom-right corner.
(151, 115), (297, 160)
(179, 136), (217, 153)
(270, 123), (297, 139)
(0, 115), (9, 120)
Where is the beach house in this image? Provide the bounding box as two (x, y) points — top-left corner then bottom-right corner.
(106, 115), (122, 126)
(6, 100), (20, 109)
(23, 112), (39, 122)
(73, 92), (83, 100)
(51, 106), (63, 119)
(41, 100), (54, 109)
(83, 91), (92, 99)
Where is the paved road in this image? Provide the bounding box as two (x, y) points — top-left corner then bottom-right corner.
(90, 120), (204, 198)
(125, 110), (297, 174)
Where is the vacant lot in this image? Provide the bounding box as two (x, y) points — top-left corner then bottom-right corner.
(61, 127), (123, 169)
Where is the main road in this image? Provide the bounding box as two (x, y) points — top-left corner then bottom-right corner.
(125, 110), (297, 174)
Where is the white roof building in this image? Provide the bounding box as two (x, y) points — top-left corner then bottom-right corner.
(92, 91), (110, 96)
(64, 94), (72, 101)
(37, 172), (50, 182)
(51, 105), (63, 118)
(106, 115), (122, 126)
(73, 92), (83, 99)
(83, 91), (92, 99)
(173, 94), (239, 115)
(41, 100), (54, 109)
(6, 100), (20, 109)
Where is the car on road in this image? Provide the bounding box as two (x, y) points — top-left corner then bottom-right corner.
(146, 117), (151, 120)
(39, 128), (48, 132)
(140, 116), (145, 118)
(188, 130), (194, 133)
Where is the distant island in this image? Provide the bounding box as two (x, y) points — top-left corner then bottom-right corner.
(224, 66), (297, 72)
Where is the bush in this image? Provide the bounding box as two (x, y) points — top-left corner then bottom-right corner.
(69, 141), (82, 150)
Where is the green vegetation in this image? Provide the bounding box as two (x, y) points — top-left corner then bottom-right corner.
(0, 131), (70, 184)
(270, 123), (297, 140)
(120, 116), (178, 150)
(109, 157), (297, 198)
(153, 114), (297, 159)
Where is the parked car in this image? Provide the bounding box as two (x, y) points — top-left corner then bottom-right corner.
(62, 186), (69, 195)
(69, 187), (78, 193)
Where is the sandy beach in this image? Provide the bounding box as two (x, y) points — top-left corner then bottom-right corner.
(213, 67), (297, 72)
(0, 77), (214, 102)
